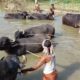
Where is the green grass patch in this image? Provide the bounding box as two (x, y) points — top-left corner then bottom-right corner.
(0, 0), (80, 13)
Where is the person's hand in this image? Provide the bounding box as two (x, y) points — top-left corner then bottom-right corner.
(21, 69), (28, 73)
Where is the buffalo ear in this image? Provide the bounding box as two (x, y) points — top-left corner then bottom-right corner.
(11, 41), (20, 48)
(0, 56), (5, 60)
(12, 43), (19, 47)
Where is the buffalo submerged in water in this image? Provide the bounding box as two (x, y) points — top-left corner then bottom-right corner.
(0, 55), (22, 80)
(14, 24), (55, 53)
(4, 11), (28, 19)
(62, 13), (80, 28)
(4, 11), (54, 20)
(15, 24), (55, 39)
(0, 24), (55, 79)
(0, 24), (55, 54)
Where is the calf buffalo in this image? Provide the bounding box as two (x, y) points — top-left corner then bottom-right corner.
(0, 55), (21, 80)
(62, 13), (80, 28)
(15, 24), (55, 39)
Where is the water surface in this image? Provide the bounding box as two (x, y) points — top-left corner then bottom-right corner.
(0, 12), (80, 80)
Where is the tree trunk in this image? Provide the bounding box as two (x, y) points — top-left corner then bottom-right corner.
(35, 0), (38, 4)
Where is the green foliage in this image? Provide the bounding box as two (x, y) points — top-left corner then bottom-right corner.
(30, 0), (80, 3)
(1, 0), (80, 3)
(60, 0), (71, 3)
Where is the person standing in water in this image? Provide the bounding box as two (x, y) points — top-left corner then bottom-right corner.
(21, 39), (58, 80)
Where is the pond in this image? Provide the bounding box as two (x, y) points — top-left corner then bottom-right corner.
(0, 11), (80, 80)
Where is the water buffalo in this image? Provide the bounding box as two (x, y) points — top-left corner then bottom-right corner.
(15, 35), (46, 53)
(0, 24), (55, 54)
(0, 35), (49, 54)
(4, 11), (54, 20)
(0, 36), (43, 54)
(0, 36), (45, 67)
(15, 29), (55, 53)
(0, 37), (26, 56)
(26, 13), (54, 20)
(62, 13), (80, 28)
(15, 30), (25, 39)
(15, 24), (55, 39)
(0, 55), (21, 80)
(4, 11), (28, 19)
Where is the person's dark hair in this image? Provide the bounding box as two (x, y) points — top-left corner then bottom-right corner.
(44, 40), (51, 48)
(51, 4), (54, 7)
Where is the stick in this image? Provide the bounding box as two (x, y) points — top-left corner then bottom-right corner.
(26, 50), (41, 58)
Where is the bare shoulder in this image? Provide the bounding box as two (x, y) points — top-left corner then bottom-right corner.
(40, 55), (51, 63)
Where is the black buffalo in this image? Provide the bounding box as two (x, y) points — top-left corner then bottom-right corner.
(0, 24), (55, 54)
(0, 55), (21, 80)
(0, 37), (26, 56)
(14, 24), (55, 53)
(0, 36), (43, 54)
(62, 13), (80, 28)
(15, 24), (55, 39)
(4, 11), (54, 20)
(4, 11), (28, 19)
(26, 12), (54, 20)
(15, 35), (46, 53)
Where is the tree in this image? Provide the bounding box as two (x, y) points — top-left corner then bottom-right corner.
(35, 0), (38, 4)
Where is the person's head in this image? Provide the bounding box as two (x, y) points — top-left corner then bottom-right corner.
(35, 3), (40, 8)
(42, 39), (52, 55)
(44, 40), (51, 48)
(51, 4), (54, 8)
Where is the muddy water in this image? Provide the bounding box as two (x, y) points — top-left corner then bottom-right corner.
(0, 12), (80, 80)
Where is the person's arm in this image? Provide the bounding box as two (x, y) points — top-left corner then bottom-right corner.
(21, 56), (46, 73)
(21, 67), (35, 73)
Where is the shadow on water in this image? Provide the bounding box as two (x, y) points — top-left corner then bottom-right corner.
(17, 69), (43, 80)
(57, 62), (80, 80)
(17, 62), (80, 80)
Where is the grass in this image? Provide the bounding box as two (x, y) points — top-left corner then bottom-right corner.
(55, 3), (80, 12)
(24, 1), (80, 12)
(0, 1), (80, 12)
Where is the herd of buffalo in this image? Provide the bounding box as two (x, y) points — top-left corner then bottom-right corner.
(4, 11), (80, 28)
(4, 11), (54, 20)
(0, 11), (80, 80)
(0, 24), (55, 80)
